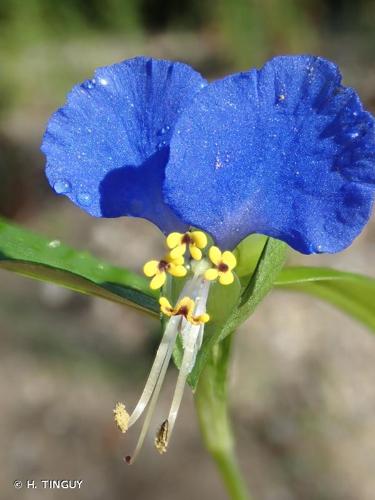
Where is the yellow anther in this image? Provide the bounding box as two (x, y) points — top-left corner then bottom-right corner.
(143, 253), (187, 290)
(113, 402), (130, 433)
(159, 296), (210, 325)
(155, 419), (169, 454)
(204, 246), (237, 285)
(166, 231), (208, 261)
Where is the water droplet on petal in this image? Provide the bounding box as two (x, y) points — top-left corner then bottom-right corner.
(83, 79), (96, 90)
(53, 180), (71, 194)
(48, 239), (61, 249)
(157, 140), (167, 150)
(214, 156), (223, 169)
(157, 125), (170, 136)
(77, 192), (92, 206)
(346, 128), (360, 140)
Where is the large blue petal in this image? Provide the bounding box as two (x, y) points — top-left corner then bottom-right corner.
(164, 55), (375, 253)
(42, 56), (206, 233)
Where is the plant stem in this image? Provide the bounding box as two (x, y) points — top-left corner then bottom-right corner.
(194, 334), (252, 500)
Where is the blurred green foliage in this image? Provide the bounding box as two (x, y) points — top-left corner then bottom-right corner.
(0, 0), (374, 52)
(0, 0), (374, 115)
(214, 0), (318, 68)
(0, 0), (141, 44)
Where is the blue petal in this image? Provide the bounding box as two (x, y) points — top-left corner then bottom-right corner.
(42, 56), (206, 233)
(164, 55), (375, 253)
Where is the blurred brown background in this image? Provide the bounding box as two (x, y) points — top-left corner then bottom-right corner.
(0, 0), (375, 499)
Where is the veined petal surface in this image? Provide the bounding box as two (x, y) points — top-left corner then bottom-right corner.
(164, 55), (375, 253)
(42, 57), (206, 233)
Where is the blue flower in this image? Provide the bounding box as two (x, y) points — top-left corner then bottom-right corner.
(42, 55), (375, 254)
(42, 57), (206, 233)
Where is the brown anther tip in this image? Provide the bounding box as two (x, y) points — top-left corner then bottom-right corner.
(124, 455), (132, 465)
(155, 419), (169, 454)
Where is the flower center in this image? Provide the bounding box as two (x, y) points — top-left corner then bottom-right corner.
(177, 305), (189, 317)
(158, 260), (170, 272)
(181, 234), (193, 244)
(218, 262), (229, 273)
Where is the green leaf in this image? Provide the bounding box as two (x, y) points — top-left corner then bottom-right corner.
(0, 218), (158, 315)
(275, 266), (375, 332)
(233, 233), (268, 278)
(221, 237), (288, 339)
(185, 237), (287, 389)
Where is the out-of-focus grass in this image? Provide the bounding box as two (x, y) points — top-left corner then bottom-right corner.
(0, 0), (140, 114)
(213, 0), (318, 69)
(1, 0), (374, 118)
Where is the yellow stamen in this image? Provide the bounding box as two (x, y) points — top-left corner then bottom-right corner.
(150, 273), (166, 290)
(166, 231), (208, 261)
(204, 246), (237, 285)
(159, 297), (174, 316)
(208, 246), (222, 265)
(113, 402), (130, 433)
(190, 312), (210, 325)
(218, 271), (234, 285)
(204, 268), (219, 281)
(159, 296), (210, 325)
(143, 260), (159, 277)
(143, 253), (187, 290)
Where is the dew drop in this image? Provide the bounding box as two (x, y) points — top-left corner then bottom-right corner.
(346, 129), (360, 140)
(77, 192), (92, 206)
(48, 239), (61, 249)
(157, 140), (167, 150)
(157, 125), (170, 136)
(83, 79), (96, 90)
(53, 179), (71, 194)
(214, 156), (223, 169)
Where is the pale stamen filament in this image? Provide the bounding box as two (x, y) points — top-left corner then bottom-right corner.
(157, 279), (211, 451)
(125, 317), (181, 464)
(127, 315), (180, 427)
(127, 275), (200, 428)
(124, 265), (211, 461)
(124, 272), (210, 462)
